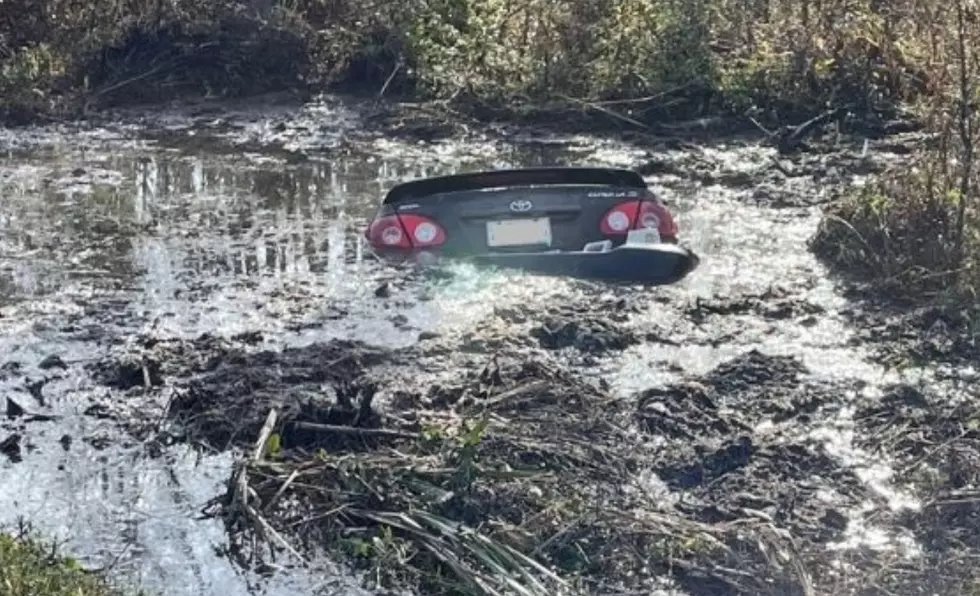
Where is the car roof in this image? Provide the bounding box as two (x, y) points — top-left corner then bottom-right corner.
(382, 167), (647, 205)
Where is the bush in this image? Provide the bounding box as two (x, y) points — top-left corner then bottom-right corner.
(811, 0), (979, 307)
(811, 166), (976, 297)
(401, 0), (937, 122)
(0, 0), (954, 125)
(0, 0), (412, 116)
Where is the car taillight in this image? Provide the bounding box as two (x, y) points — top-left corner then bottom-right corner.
(600, 199), (678, 241)
(366, 214), (447, 249)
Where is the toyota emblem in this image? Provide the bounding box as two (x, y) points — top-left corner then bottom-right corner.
(509, 200), (533, 212)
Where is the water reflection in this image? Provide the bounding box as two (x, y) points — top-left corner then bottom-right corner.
(1, 424), (356, 595)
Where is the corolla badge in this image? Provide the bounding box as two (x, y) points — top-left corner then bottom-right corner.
(509, 200), (533, 212)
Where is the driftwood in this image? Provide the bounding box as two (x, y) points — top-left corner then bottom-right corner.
(776, 107), (846, 155)
(749, 107), (847, 155)
(226, 408), (309, 566)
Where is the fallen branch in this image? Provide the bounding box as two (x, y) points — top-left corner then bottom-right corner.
(226, 408), (308, 565)
(261, 468), (300, 513)
(777, 107), (846, 155)
(555, 93), (652, 130)
(251, 409), (278, 462)
(288, 421), (419, 440)
(476, 380), (550, 410)
(243, 502), (307, 565)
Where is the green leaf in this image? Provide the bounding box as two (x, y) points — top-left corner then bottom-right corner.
(266, 433), (281, 456)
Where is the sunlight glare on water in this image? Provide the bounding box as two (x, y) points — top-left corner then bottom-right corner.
(608, 177), (889, 393)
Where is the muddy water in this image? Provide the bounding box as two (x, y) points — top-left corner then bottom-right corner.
(0, 97), (961, 595)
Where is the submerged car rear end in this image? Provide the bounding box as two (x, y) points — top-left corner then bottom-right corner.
(365, 168), (676, 253)
(363, 167), (698, 284)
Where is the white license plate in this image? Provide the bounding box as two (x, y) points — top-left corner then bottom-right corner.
(486, 218), (552, 247)
(625, 228), (661, 246)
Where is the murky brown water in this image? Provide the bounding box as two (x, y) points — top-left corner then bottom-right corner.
(0, 96), (965, 595)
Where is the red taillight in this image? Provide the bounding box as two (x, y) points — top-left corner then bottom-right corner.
(600, 201), (640, 235)
(399, 214), (447, 246)
(366, 214), (447, 249)
(600, 199), (678, 241)
(367, 215), (411, 249)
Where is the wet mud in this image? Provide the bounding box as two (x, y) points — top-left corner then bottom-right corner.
(844, 382), (980, 593)
(637, 351), (865, 547)
(2, 92), (977, 595)
(685, 287), (827, 324)
(840, 298), (980, 371)
(526, 298), (641, 354)
(97, 332), (846, 594)
(84, 315), (978, 595)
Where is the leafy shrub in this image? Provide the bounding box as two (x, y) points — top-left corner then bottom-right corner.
(811, 0), (980, 305)
(0, 0), (958, 125)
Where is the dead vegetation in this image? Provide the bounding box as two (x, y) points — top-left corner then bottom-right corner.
(83, 331), (905, 595)
(187, 345), (814, 595)
(841, 383), (980, 595)
(811, 0), (980, 319)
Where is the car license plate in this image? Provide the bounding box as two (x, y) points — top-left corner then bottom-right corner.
(486, 218), (552, 247)
(625, 228), (661, 245)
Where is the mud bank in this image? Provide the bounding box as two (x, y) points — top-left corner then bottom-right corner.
(90, 333), (825, 594)
(86, 319), (980, 595)
(847, 382), (980, 593)
(840, 297), (980, 372)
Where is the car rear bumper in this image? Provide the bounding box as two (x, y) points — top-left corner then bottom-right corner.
(469, 243), (699, 286)
(369, 241), (699, 286)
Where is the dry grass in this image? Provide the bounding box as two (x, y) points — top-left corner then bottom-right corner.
(198, 354), (815, 596)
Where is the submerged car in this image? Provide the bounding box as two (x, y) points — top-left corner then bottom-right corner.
(363, 166), (699, 285)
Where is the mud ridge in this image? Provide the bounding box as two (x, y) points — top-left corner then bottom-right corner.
(524, 297), (642, 354)
(408, 293), (647, 358)
(839, 298), (980, 369)
(85, 328), (932, 595)
(636, 350), (865, 544)
(847, 383), (980, 593)
(685, 287), (827, 325)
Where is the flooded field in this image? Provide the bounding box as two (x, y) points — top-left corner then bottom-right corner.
(0, 95), (976, 595)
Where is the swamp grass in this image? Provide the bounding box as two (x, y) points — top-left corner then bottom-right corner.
(0, 529), (131, 596)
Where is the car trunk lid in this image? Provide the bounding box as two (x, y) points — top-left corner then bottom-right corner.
(395, 186), (640, 254)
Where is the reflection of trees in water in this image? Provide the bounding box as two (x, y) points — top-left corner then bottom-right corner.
(0, 257), (66, 301)
(0, 162), (142, 288)
(0, 150), (472, 296)
(135, 154), (434, 282)
(169, 204), (372, 281)
(0, 271), (20, 303)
